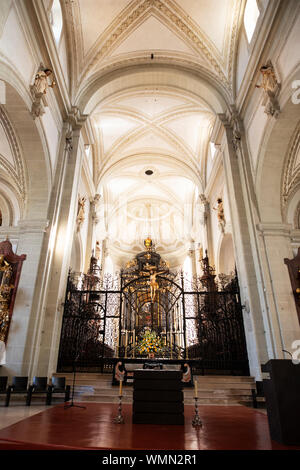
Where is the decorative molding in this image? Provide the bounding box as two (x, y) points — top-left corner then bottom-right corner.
(17, 219), (49, 234)
(0, 105), (26, 202)
(65, 0), (242, 96)
(281, 125), (300, 214)
(256, 222), (293, 238)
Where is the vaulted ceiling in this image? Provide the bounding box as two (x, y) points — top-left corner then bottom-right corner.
(65, 0), (242, 96)
(61, 0), (243, 265)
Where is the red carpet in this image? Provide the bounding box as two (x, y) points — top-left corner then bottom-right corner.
(0, 403), (298, 450)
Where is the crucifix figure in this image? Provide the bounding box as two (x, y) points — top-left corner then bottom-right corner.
(141, 269), (168, 302)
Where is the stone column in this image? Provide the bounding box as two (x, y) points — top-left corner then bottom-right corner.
(27, 109), (87, 378)
(218, 111), (270, 380)
(257, 223), (300, 355)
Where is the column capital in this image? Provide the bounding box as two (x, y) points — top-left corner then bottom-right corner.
(17, 219), (49, 234)
(218, 106), (244, 151)
(66, 106), (88, 130)
(257, 222), (293, 237)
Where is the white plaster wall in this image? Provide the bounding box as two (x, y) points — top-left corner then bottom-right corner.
(58, 33), (69, 91)
(276, 14), (300, 83)
(246, 102), (269, 171)
(236, 31), (250, 94)
(0, 5), (62, 178)
(0, 6), (35, 86)
(41, 107), (60, 174)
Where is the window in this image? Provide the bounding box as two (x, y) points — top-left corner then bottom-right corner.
(244, 0), (260, 43)
(50, 0), (63, 44)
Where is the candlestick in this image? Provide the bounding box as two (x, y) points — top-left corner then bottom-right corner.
(113, 393), (125, 424)
(194, 379), (198, 398)
(192, 396), (203, 428)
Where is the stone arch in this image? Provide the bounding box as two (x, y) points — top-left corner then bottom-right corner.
(77, 64), (229, 116)
(217, 232), (235, 275)
(256, 73), (300, 223)
(0, 180), (21, 225)
(0, 81), (50, 219)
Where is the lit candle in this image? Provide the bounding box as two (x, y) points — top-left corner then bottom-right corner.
(133, 330), (135, 358)
(125, 331), (128, 358)
(119, 380), (123, 396)
(194, 379), (198, 398)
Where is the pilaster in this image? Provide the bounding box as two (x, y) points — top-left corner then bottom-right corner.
(257, 222), (300, 354)
(27, 107), (87, 378)
(218, 110), (270, 380)
(3, 219), (49, 377)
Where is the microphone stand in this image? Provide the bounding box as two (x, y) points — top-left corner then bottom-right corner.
(64, 352), (86, 410)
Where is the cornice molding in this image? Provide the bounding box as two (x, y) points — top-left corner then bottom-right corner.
(17, 218), (49, 234)
(256, 222), (293, 238)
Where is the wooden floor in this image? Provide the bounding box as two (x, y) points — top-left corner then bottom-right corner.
(0, 403), (298, 450)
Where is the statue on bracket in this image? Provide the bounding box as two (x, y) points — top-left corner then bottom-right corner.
(256, 61), (281, 118)
(76, 195), (86, 230)
(95, 240), (101, 260)
(199, 194), (209, 226)
(213, 198), (226, 233)
(30, 65), (56, 119)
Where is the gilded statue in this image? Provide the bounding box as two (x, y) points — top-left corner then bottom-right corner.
(141, 268), (168, 302)
(0, 255), (14, 346)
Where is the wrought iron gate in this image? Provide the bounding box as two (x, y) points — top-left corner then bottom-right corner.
(57, 255), (249, 375)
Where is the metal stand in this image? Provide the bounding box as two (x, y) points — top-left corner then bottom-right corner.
(64, 356), (86, 410)
(114, 395), (125, 424)
(192, 397), (202, 428)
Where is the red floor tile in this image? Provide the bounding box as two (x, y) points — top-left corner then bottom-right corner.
(0, 403), (298, 450)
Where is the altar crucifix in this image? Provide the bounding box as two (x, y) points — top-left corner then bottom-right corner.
(140, 267), (168, 302)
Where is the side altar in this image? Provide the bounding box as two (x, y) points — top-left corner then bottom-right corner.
(57, 239), (249, 377)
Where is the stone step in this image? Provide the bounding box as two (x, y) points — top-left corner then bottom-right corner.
(71, 394), (254, 405)
(54, 372), (254, 381)
(50, 373), (260, 406)
(73, 385), (255, 396)
(68, 382), (255, 392)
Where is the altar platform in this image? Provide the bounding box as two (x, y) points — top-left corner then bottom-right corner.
(0, 403), (299, 450)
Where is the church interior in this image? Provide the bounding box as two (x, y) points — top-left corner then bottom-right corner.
(0, 0), (300, 453)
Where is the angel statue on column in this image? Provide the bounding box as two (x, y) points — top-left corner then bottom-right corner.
(76, 196), (86, 229)
(213, 198), (226, 233)
(32, 68), (55, 96)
